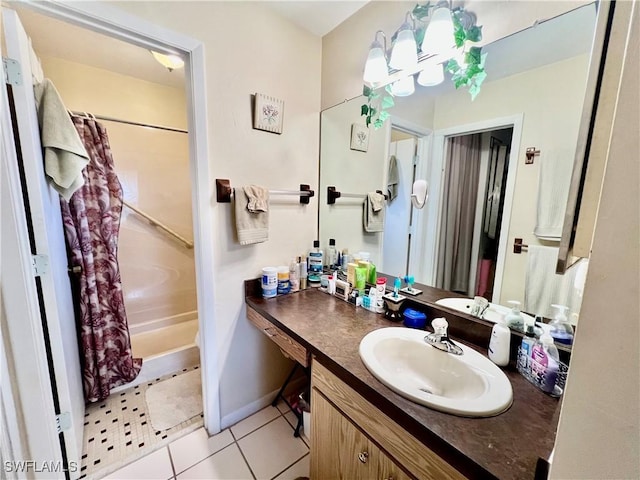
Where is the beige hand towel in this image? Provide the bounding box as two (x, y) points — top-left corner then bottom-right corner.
(387, 155), (399, 202)
(235, 186), (269, 245)
(533, 150), (573, 240)
(34, 79), (89, 201)
(363, 192), (385, 233)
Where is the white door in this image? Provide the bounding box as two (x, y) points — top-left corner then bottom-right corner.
(382, 137), (416, 277)
(3, 8), (85, 475)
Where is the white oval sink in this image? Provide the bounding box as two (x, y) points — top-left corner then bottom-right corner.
(434, 298), (551, 334)
(359, 327), (512, 417)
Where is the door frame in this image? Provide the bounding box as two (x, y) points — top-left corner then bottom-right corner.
(423, 114), (523, 302)
(2, 0), (221, 458)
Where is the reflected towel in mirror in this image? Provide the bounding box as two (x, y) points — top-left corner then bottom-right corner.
(533, 150), (574, 240)
(364, 192), (385, 233)
(387, 155), (399, 201)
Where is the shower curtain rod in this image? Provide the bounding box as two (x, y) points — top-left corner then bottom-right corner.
(71, 111), (188, 134)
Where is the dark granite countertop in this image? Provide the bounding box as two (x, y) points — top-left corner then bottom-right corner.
(245, 284), (560, 480)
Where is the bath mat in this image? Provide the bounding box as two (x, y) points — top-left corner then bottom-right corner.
(145, 369), (202, 431)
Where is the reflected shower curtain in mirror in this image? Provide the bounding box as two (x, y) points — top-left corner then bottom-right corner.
(436, 134), (482, 294)
(60, 116), (141, 403)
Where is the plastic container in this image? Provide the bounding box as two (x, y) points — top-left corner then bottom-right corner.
(261, 267), (277, 298)
(289, 258), (300, 293)
(299, 256), (307, 290)
(549, 304), (574, 345)
(488, 314), (511, 366)
(277, 266), (290, 295)
(531, 334), (560, 393)
(504, 300), (525, 332)
(403, 308), (427, 329)
(355, 266), (367, 294)
(518, 325), (536, 371)
(309, 240), (323, 274)
(327, 238), (337, 268)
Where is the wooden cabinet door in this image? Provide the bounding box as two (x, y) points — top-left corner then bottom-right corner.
(375, 449), (413, 480)
(311, 388), (377, 479)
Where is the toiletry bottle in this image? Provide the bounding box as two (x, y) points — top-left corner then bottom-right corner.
(341, 248), (349, 271)
(328, 238), (337, 268)
(519, 325), (536, 371)
(308, 240), (323, 280)
(276, 266), (290, 295)
(367, 261), (377, 284)
(355, 265), (367, 295)
(299, 256), (308, 290)
(504, 300), (525, 332)
(488, 314), (511, 367)
(289, 258), (300, 293)
(531, 334), (559, 393)
(549, 304), (574, 345)
(346, 262), (357, 287)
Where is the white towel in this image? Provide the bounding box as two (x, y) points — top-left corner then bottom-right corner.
(533, 150), (574, 240)
(387, 155), (399, 202)
(234, 186), (269, 245)
(524, 245), (588, 317)
(33, 79), (89, 201)
(363, 192), (385, 233)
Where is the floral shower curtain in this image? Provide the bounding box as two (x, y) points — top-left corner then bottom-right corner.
(60, 116), (141, 403)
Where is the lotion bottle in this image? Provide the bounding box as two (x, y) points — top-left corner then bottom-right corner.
(488, 314), (511, 367)
(289, 258), (300, 292)
(504, 300), (525, 332)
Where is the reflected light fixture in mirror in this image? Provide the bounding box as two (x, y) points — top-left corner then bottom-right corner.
(389, 13), (418, 71)
(417, 63), (444, 86)
(421, 3), (455, 55)
(151, 51), (184, 71)
(363, 31), (388, 84)
(390, 75), (415, 97)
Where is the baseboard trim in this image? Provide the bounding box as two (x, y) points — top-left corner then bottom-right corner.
(220, 375), (307, 430)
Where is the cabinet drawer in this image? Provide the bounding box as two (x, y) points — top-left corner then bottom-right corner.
(247, 307), (309, 367)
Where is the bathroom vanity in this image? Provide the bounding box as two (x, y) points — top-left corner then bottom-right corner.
(245, 281), (561, 479)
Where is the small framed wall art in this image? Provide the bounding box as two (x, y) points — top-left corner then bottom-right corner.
(350, 123), (369, 152)
(253, 93), (284, 134)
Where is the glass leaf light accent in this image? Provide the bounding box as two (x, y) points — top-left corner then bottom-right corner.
(421, 6), (455, 55)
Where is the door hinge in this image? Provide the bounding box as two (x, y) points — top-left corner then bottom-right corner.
(31, 254), (49, 276)
(2, 57), (23, 86)
(56, 412), (71, 434)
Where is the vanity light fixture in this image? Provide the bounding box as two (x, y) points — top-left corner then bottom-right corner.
(389, 12), (418, 71)
(417, 63), (445, 86)
(151, 51), (184, 72)
(363, 31), (388, 84)
(390, 75), (415, 97)
(421, 3), (455, 55)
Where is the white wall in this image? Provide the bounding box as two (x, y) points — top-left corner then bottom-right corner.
(433, 54), (589, 306)
(112, 1), (322, 421)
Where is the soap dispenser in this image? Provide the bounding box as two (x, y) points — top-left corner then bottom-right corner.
(488, 314), (511, 367)
(549, 304), (574, 345)
(504, 301), (525, 332)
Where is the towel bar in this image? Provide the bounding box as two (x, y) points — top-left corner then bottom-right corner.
(514, 238), (529, 254)
(327, 186), (388, 205)
(215, 178), (314, 204)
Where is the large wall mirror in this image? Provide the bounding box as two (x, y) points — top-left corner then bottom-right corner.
(319, 3), (597, 325)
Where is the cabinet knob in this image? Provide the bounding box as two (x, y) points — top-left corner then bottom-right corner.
(358, 451), (369, 463)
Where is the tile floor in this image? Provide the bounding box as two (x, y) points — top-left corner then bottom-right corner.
(103, 402), (309, 480)
(81, 366), (203, 480)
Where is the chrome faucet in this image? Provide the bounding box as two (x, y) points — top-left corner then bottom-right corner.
(424, 318), (463, 355)
(470, 296), (489, 319)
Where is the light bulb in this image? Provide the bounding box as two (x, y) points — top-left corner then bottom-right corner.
(389, 23), (418, 71)
(421, 6), (455, 55)
(363, 40), (388, 84)
(151, 51), (184, 71)
(390, 76), (415, 97)
(417, 63), (444, 86)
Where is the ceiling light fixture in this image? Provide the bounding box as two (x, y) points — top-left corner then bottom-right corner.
(389, 13), (418, 71)
(421, 3), (455, 55)
(363, 31), (388, 84)
(390, 75), (415, 97)
(417, 63), (444, 86)
(151, 51), (184, 72)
